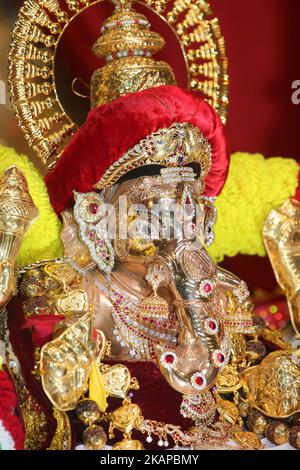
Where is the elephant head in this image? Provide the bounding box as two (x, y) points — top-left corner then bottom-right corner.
(66, 173), (251, 398)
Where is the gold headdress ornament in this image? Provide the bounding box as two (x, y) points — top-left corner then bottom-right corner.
(9, 0), (228, 169)
(91, 0), (176, 107)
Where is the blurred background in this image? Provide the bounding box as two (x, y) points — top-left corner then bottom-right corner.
(1, 0), (300, 300)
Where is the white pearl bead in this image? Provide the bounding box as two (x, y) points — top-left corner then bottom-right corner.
(158, 439), (164, 447)
(146, 435), (153, 443)
(164, 441), (169, 447)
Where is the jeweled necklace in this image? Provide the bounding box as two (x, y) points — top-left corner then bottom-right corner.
(108, 281), (179, 361)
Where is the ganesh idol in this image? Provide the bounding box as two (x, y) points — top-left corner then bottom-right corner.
(1, 0), (300, 451)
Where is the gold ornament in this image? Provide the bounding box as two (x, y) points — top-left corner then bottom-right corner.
(40, 313), (94, 411)
(240, 351), (300, 419)
(95, 123), (212, 190)
(264, 199), (300, 336)
(43, 262), (77, 288)
(139, 263), (169, 320)
(214, 394), (240, 426)
(56, 289), (89, 316)
(9, 0), (228, 168)
(223, 291), (253, 334)
(139, 294), (170, 320)
(101, 364), (132, 399)
(113, 439), (144, 450)
(91, 0), (175, 107)
(233, 431), (264, 450)
(215, 365), (242, 394)
(0, 167), (39, 310)
(108, 399), (144, 438)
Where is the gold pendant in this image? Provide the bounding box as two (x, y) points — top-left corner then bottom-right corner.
(233, 431), (264, 450)
(113, 439), (144, 450)
(40, 313), (93, 411)
(102, 365), (131, 399)
(44, 262), (77, 288)
(109, 401), (143, 437)
(215, 364), (242, 394)
(56, 289), (89, 316)
(139, 293), (169, 320)
(214, 394), (240, 425)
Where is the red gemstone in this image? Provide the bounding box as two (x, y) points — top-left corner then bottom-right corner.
(195, 376), (204, 386)
(165, 354), (175, 364)
(209, 321), (216, 331)
(217, 353), (225, 363)
(89, 203), (99, 214)
(204, 283), (212, 293)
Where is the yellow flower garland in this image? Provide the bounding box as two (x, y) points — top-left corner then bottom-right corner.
(0, 146), (298, 267)
(208, 153), (299, 261)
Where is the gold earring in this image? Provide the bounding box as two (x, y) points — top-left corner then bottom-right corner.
(139, 264), (169, 320)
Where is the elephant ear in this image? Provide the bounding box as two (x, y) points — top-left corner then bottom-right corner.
(60, 210), (97, 271)
(73, 191), (115, 274)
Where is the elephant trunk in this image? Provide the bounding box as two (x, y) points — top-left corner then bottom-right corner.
(154, 241), (224, 396)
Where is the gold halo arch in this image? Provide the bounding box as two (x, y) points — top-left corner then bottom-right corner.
(8, 0), (228, 170)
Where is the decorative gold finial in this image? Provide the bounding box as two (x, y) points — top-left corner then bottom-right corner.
(0, 166), (39, 231)
(90, 0), (176, 107)
(0, 166), (39, 309)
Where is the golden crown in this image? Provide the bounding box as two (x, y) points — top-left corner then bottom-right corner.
(90, 0), (176, 107)
(94, 122), (212, 189)
(9, 0), (228, 169)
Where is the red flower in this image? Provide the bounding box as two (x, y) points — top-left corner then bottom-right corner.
(0, 368), (25, 450)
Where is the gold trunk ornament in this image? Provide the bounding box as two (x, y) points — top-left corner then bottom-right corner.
(0, 166), (39, 308)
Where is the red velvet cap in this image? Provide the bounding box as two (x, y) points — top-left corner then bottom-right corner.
(45, 85), (230, 214)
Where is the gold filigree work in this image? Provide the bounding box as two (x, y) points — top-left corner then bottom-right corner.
(240, 351), (300, 419)
(91, 0), (176, 106)
(48, 408), (72, 450)
(7, 359), (48, 450)
(9, 0), (228, 168)
(40, 312), (94, 411)
(95, 122), (212, 189)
